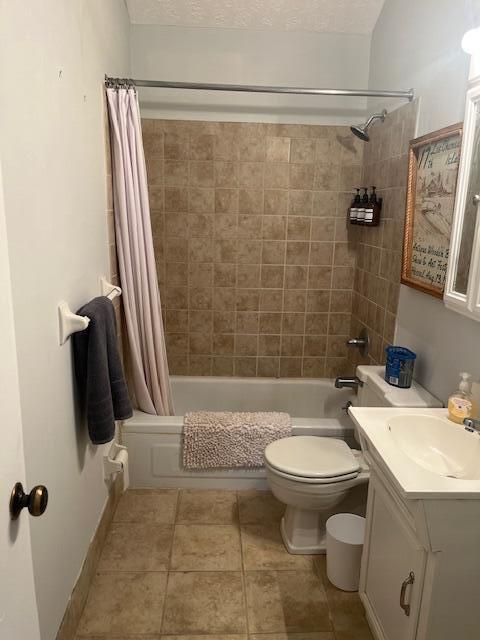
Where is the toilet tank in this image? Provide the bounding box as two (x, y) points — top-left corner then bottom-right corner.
(355, 365), (442, 408)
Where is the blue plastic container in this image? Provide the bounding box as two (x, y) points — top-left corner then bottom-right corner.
(385, 346), (416, 388)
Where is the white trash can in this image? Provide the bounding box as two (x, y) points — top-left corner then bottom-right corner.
(326, 513), (366, 591)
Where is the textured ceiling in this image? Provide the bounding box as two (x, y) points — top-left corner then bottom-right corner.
(125, 0), (385, 34)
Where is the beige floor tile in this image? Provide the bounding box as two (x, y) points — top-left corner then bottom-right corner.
(161, 636), (246, 640)
(77, 636), (160, 639)
(113, 489), (178, 524)
(250, 634), (334, 640)
(170, 524), (242, 571)
(77, 572), (167, 635)
(334, 631), (374, 640)
(245, 570), (331, 633)
(241, 524), (312, 570)
(98, 523), (173, 572)
(238, 490), (285, 524)
(162, 571), (246, 634)
(176, 489), (238, 524)
(314, 556), (369, 632)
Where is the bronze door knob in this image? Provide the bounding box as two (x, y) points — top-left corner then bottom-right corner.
(9, 482), (48, 520)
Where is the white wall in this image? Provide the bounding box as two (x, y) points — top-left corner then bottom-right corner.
(368, 0), (480, 402)
(130, 25), (371, 124)
(0, 2), (130, 638)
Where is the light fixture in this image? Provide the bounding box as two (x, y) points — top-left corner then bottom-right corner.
(462, 27), (480, 54)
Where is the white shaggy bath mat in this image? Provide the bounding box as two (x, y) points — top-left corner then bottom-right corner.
(183, 410), (291, 469)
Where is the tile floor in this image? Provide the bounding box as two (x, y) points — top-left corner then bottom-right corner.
(76, 489), (373, 639)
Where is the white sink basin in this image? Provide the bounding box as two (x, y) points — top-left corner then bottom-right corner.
(388, 414), (480, 480)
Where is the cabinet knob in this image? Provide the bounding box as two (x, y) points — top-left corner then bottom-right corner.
(399, 571), (415, 616)
(9, 482), (48, 520)
(473, 194), (480, 206)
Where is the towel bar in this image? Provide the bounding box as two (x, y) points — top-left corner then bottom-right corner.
(100, 276), (121, 300)
(58, 276), (122, 344)
(58, 301), (90, 345)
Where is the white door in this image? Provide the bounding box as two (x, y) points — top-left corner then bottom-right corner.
(0, 161), (41, 639)
(362, 476), (426, 640)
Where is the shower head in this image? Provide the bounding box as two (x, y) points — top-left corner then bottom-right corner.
(350, 109), (387, 142)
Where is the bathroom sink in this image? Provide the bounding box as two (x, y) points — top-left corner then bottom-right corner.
(388, 414), (480, 480)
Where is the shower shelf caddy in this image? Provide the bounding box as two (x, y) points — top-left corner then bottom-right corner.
(58, 276), (121, 345)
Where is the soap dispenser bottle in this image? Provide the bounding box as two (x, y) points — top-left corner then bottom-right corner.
(448, 372), (477, 424)
(349, 189), (361, 224)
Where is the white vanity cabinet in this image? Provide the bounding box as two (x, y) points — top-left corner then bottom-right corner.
(358, 435), (480, 640)
(360, 469), (426, 640)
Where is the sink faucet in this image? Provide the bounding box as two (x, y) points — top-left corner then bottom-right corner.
(335, 376), (364, 390)
(463, 418), (480, 434)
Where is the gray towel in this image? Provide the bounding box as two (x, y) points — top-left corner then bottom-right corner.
(73, 296), (132, 444)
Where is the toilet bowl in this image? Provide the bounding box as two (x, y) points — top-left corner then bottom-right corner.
(265, 364), (442, 555)
(265, 435), (369, 554)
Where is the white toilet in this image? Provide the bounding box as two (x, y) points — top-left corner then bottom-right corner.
(265, 365), (441, 554)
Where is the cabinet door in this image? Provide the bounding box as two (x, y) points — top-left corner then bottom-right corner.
(362, 477), (426, 640)
(445, 79), (480, 319)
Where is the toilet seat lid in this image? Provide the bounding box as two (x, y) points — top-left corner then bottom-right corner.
(265, 436), (360, 479)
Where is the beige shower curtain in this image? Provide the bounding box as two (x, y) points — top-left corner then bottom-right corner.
(106, 87), (174, 415)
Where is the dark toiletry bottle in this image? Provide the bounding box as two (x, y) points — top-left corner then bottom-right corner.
(349, 189), (361, 224)
(366, 186), (381, 226)
(357, 188), (368, 225)
(364, 187), (375, 224)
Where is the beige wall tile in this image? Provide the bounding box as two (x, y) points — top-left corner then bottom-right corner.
(190, 161), (215, 187)
(239, 188), (264, 214)
(264, 163), (289, 189)
(257, 356), (280, 377)
(144, 118), (374, 377)
(261, 265), (285, 288)
(264, 189), (288, 215)
(239, 162), (264, 188)
(189, 187), (215, 213)
(266, 137), (291, 162)
(290, 138), (316, 164)
(190, 134), (214, 160)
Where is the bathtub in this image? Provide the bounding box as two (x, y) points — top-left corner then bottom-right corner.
(122, 376), (356, 489)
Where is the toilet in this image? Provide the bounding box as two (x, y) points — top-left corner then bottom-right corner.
(265, 365), (441, 554)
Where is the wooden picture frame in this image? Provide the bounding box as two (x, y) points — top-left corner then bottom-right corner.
(402, 123), (463, 298)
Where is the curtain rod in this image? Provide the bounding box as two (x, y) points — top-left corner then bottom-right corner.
(104, 76), (414, 101)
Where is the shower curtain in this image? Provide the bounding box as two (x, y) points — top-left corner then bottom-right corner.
(106, 86), (174, 416)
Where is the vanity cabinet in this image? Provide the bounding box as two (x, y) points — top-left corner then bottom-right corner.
(358, 450), (480, 640)
(360, 472), (426, 640)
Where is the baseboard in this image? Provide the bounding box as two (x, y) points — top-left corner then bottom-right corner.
(55, 473), (123, 640)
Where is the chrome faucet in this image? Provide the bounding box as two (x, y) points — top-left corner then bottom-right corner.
(335, 376), (364, 390)
(463, 418), (480, 434)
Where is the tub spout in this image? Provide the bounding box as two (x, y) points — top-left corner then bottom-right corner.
(335, 376), (363, 390)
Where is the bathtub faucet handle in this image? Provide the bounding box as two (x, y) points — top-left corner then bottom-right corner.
(346, 328), (369, 358)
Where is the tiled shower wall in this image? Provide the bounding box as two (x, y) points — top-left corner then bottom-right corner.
(348, 101), (418, 368)
(143, 119), (363, 377)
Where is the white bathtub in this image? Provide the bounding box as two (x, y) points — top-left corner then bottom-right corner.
(122, 376), (356, 489)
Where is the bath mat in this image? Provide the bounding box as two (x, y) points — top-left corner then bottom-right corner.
(183, 411), (292, 469)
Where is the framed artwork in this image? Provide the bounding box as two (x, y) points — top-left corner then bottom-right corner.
(402, 123), (463, 298)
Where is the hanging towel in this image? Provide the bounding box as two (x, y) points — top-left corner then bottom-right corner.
(183, 411), (291, 469)
(73, 297), (132, 444)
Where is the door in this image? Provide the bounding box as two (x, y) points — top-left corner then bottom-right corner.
(362, 475), (426, 640)
(0, 161), (41, 639)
